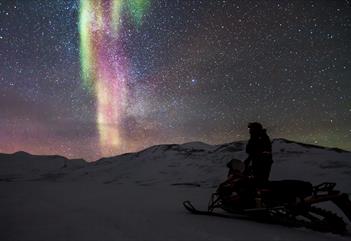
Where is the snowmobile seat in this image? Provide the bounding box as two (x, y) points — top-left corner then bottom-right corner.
(264, 180), (313, 203)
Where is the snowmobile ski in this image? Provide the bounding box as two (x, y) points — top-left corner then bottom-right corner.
(183, 200), (237, 218)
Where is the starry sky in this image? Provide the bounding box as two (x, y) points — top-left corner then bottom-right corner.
(0, 0), (350, 161)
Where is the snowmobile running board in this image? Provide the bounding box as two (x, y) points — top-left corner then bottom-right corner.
(183, 200), (270, 222)
(183, 200), (294, 224)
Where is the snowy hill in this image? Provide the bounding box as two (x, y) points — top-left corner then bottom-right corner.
(62, 140), (246, 185)
(0, 151), (86, 181)
(1, 139), (350, 192)
(58, 138), (350, 192)
(1, 139), (351, 241)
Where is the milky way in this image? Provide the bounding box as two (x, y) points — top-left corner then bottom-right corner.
(0, 1), (350, 161)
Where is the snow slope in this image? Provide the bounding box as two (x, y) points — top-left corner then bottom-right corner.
(0, 151), (86, 181)
(63, 139), (351, 193)
(0, 139), (350, 241)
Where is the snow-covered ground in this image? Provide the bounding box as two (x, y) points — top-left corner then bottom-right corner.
(1, 139), (350, 241)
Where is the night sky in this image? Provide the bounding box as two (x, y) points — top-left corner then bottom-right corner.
(0, 0), (350, 161)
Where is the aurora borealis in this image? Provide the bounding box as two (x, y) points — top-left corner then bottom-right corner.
(0, 1), (350, 161)
(79, 0), (150, 156)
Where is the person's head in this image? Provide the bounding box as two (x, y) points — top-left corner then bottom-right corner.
(248, 122), (263, 136)
(226, 159), (245, 173)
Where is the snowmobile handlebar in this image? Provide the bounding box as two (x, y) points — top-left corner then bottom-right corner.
(313, 182), (336, 195)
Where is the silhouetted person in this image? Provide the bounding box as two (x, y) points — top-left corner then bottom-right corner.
(244, 122), (273, 186)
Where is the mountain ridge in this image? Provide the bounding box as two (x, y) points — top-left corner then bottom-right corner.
(1, 138), (350, 189)
(1, 138), (348, 163)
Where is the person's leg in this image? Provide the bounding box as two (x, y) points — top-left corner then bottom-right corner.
(252, 160), (271, 187)
(263, 161), (272, 181)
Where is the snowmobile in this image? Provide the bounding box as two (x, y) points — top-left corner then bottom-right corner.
(183, 159), (351, 234)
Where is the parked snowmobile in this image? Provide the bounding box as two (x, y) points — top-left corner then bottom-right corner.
(183, 159), (351, 234)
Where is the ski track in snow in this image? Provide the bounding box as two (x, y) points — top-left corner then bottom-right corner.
(0, 139), (350, 241)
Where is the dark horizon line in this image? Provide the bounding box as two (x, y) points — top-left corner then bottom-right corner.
(1, 137), (349, 163)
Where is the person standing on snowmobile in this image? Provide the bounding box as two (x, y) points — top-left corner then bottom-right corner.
(244, 122), (273, 186)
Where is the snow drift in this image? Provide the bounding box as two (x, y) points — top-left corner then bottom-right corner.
(0, 139), (350, 241)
